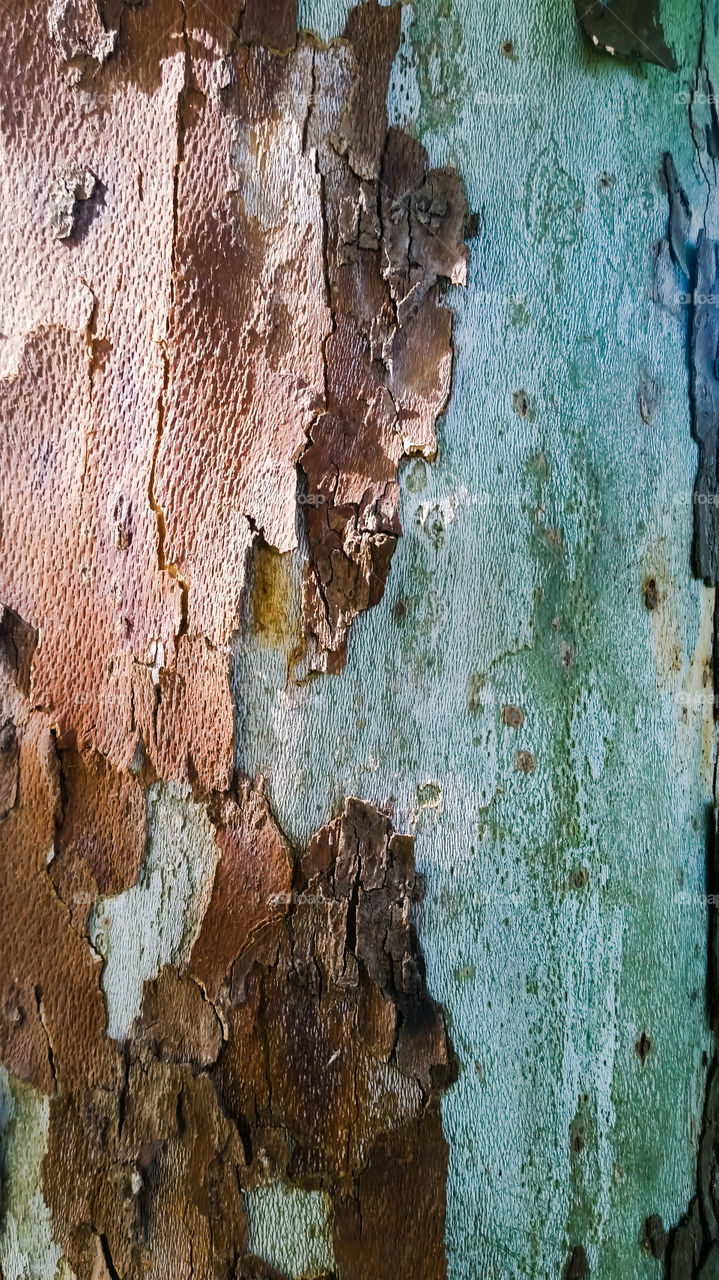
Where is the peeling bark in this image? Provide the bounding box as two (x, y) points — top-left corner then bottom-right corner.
(1, 588), (455, 1273)
(660, 18), (719, 1272)
(0, 3), (467, 1268)
(659, 61), (719, 706)
(0, 0), (468, 784)
(40, 799), (453, 1280)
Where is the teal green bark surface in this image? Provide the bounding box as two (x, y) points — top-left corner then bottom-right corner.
(240, 0), (718, 1274)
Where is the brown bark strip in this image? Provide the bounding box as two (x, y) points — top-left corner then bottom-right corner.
(299, 9), (468, 674)
(0, 3), (468, 1274)
(0, 608), (117, 1096)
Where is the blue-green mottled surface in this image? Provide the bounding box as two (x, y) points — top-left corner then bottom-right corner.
(245, 1184), (335, 1277)
(238, 0), (718, 1274)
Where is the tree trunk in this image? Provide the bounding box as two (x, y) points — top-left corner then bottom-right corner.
(0, 0), (716, 1277)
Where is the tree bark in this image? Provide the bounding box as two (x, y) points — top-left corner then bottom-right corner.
(1, 0), (717, 1277)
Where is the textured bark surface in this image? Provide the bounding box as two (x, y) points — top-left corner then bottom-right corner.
(1, 598), (455, 1276)
(234, 0), (719, 1274)
(42, 798), (454, 1280)
(0, 0), (467, 787)
(5, 0), (719, 1275)
(0, 1), (467, 1275)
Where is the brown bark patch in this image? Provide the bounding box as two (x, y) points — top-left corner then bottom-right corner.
(40, 799), (455, 1279)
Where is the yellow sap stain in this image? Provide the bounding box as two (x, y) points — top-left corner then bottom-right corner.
(250, 545), (299, 649)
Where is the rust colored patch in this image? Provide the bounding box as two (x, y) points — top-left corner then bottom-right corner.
(0, 608), (116, 1095)
(191, 784), (294, 998)
(515, 749), (536, 773)
(333, 1103), (450, 1280)
(502, 703), (525, 728)
(55, 747), (147, 896)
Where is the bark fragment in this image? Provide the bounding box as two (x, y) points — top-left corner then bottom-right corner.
(659, 37), (719, 1266)
(47, 167), (97, 240)
(574, 0), (677, 70)
(300, 33), (469, 672)
(659, 152), (719, 712)
(667, 796), (719, 1274)
(190, 785), (294, 998)
(48, 0), (117, 77)
(0, 608), (116, 1096)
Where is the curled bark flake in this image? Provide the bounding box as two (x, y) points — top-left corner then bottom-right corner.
(574, 0), (677, 71)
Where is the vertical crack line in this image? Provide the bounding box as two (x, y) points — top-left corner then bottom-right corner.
(317, 166), (333, 417)
(99, 1234), (121, 1280)
(304, 74), (332, 444)
(81, 283), (99, 502)
(302, 47), (315, 156)
(35, 986), (57, 1090)
(690, 0), (713, 221)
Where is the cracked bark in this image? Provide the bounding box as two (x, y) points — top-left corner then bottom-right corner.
(651, 4), (719, 1274)
(0, 1), (467, 1275)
